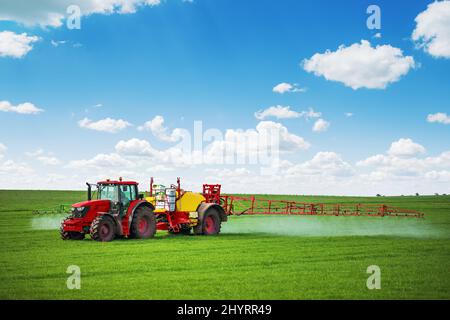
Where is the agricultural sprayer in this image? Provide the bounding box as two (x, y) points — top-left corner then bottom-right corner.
(60, 177), (423, 241)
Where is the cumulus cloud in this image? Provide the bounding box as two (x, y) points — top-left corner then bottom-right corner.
(412, 0), (450, 58)
(302, 40), (415, 89)
(0, 31), (39, 58)
(118, 121), (310, 169)
(0, 101), (43, 114)
(388, 138), (426, 157)
(425, 170), (450, 182)
(427, 112), (450, 124)
(204, 121), (310, 167)
(286, 152), (354, 177)
(0, 160), (33, 174)
(272, 82), (306, 94)
(255, 106), (301, 120)
(115, 138), (160, 157)
(67, 153), (132, 169)
(26, 149), (61, 165)
(78, 117), (132, 133)
(137, 115), (183, 142)
(255, 106), (321, 120)
(0, 143), (6, 159)
(356, 138), (450, 182)
(312, 118), (330, 132)
(0, 0), (161, 28)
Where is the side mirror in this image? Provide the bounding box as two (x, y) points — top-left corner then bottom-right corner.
(139, 194), (144, 200)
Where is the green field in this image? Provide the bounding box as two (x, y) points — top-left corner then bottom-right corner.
(0, 190), (449, 299)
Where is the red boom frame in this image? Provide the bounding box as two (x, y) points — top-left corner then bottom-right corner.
(218, 194), (423, 218)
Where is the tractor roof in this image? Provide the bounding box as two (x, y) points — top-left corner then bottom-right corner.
(97, 180), (138, 185)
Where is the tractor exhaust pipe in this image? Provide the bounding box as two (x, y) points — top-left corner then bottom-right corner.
(86, 182), (92, 201)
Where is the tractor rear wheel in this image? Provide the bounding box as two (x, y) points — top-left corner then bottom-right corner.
(129, 206), (156, 239)
(195, 208), (221, 235)
(60, 220), (85, 240)
(90, 215), (116, 242)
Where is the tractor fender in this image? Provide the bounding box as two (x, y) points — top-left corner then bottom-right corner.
(128, 201), (155, 229)
(197, 202), (228, 222)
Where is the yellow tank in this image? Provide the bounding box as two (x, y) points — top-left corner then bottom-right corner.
(145, 191), (205, 212)
(176, 191), (205, 212)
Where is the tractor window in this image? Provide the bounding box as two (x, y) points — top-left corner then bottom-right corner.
(120, 185), (133, 208)
(98, 185), (119, 202)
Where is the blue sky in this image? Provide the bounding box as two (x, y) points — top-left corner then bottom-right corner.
(0, 0), (449, 195)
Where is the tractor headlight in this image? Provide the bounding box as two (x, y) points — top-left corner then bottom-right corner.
(71, 206), (89, 217)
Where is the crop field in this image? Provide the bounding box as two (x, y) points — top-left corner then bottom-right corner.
(0, 190), (449, 299)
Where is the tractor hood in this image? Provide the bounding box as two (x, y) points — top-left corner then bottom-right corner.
(71, 199), (111, 218)
(72, 199), (111, 208)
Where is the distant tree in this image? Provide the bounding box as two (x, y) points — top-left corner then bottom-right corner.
(435, 193), (439, 196)
(415, 193), (420, 196)
(376, 194), (382, 197)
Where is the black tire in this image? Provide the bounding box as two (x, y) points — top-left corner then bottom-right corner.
(60, 220), (85, 240)
(194, 208), (221, 235)
(90, 215), (116, 242)
(129, 206), (156, 239)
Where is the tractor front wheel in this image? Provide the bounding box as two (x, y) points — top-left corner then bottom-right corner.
(90, 215), (116, 242)
(129, 206), (156, 239)
(60, 220), (85, 240)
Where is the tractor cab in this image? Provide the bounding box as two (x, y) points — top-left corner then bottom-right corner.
(87, 179), (142, 217)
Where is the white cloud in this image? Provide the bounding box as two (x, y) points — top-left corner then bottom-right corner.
(37, 156), (61, 166)
(0, 160), (33, 174)
(373, 33), (382, 39)
(0, 31), (39, 58)
(425, 170), (450, 182)
(272, 82), (306, 94)
(204, 121), (310, 166)
(0, 101), (43, 114)
(78, 117), (132, 133)
(115, 138), (160, 157)
(412, 0), (450, 58)
(302, 40), (415, 89)
(0, 0), (162, 28)
(255, 105), (300, 120)
(312, 118), (330, 132)
(286, 152), (354, 177)
(137, 115), (183, 142)
(388, 138), (426, 157)
(356, 138), (449, 181)
(357, 151), (450, 181)
(50, 40), (66, 47)
(255, 106), (321, 120)
(255, 121), (310, 152)
(345, 112), (353, 117)
(67, 153), (132, 169)
(0, 143), (6, 159)
(26, 149), (61, 165)
(427, 112), (450, 124)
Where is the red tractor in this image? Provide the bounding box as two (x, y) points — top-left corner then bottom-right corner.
(60, 178), (227, 241)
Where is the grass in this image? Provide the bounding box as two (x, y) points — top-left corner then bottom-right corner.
(0, 190), (449, 299)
